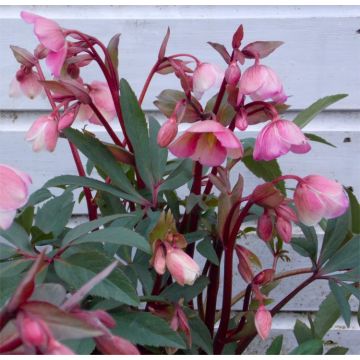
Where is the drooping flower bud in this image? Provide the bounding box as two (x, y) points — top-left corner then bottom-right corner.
(157, 117), (178, 147)
(58, 109), (77, 131)
(45, 339), (75, 355)
(10, 67), (43, 100)
(253, 269), (275, 286)
(235, 108), (248, 131)
(95, 334), (140, 355)
(275, 216), (292, 243)
(254, 304), (272, 340)
(225, 61), (241, 86)
(152, 242), (167, 275)
(192, 62), (224, 99)
(257, 211), (273, 242)
(251, 183), (284, 209)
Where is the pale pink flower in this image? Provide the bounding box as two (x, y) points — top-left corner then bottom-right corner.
(10, 68), (43, 99)
(77, 81), (116, 125)
(294, 175), (349, 226)
(21, 11), (67, 76)
(165, 248), (200, 286)
(25, 115), (59, 152)
(239, 63), (287, 103)
(157, 117), (178, 148)
(257, 211), (273, 242)
(253, 118), (311, 161)
(169, 120), (243, 166)
(0, 164), (32, 230)
(192, 62), (224, 99)
(255, 304), (272, 340)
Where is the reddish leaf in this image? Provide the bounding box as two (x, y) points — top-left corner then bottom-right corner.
(10, 45), (36, 67)
(59, 79), (92, 104)
(232, 24), (244, 49)
(158, 27), (170, 60)
(207, 42), (231, 64)
(39, 80), (73, 96)
(242, 41), (284, 59)
(106, 33), (121, 81)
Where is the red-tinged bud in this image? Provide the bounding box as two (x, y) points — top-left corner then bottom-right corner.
(257, 211), (273, 242)
(157, 117), (178, 148)
(232, 24), (244, 49)
(93, 310), (116, 329)
(152, 242), (167, 275)
(17, 312), (49, 348)
(275, 202), (298, 222)
(58, 109), (77, 131)
(235, 245), (261, 283)
(34, 44), (49, 60)
(95, 335), (140, 355)
(255, 304), (272, 340)
(251, 183), (285, 209)
(253, 269), (275, 285)
(45, 339), (75, 355)
(10, 45), (37, 67)
(275, 216), (292, 243)
(172, 305), (192, 347)
(67, 63), (80, 79)
(225, 62), (241, 86)
(235, 108), (248, 131)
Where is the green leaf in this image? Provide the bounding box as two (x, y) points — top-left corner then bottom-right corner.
(187, 311), (213, 354)
(0, 259), (33, 277)
(304, 133), (336, 148)
(16, 206), (34, 234)
(0, 221), (32, 252)
(160, 159), (193, 192)
(329, 280), (351, 327)
(54, 252), (139, 306)
(346, 188), (360, 234)
(318, 210), (350, 266)
(69, 226), (151, 254)
(148, 116), (168, 184)
(63, 338), (95, 355)
(63, 128), (145, 203)
(160, 275), (209, 303)
(112, 311), (186, 348)
(325, 346), (348, 355)
(44, 175), (142, 204)
(26, 188), (53, 206)
(291, 224), (317, 264)
(266, 335), (283, 355)
(62, 214), (135, 245)
(120, 78), (154, 190)
(35, 191), (74, 237)
(196, 238), (219, 266)
(321, 235), (360, 274)
(289, 339), (323, 355)
(0, 243), (17, 260)
(313, 292), (350, 338)
(293, 320), (313, 344)
(293, 94), (348, 129)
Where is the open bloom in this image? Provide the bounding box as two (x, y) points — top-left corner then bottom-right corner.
(77, 81), (116, 125)
(239, 63), (287, 103)
(21, 11), (67, 76)
(294, 175), (349, 226)
(192, 62), (224, 99)
(26, 115), (59, 152)
(169, 120), (243, 166)
(165, 248), (200, 286)
(10, 67), (43, 99)
(0, 164), (31, 230)
(253, 117), (311, 161)
(254, 304), (272, 340)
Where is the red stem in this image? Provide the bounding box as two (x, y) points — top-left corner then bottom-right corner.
(139, 59), (162, 106)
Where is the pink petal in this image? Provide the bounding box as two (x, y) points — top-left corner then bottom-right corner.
(169, 132), (199, 158)
(275, 120), (308, 146)
(239, 65), (268, 94)
(20, 11), (40, 24)
(214, 127), (242, 149)
(191, 134), (227, 166)
(193, 63), (224, 100)
(20, 72), (43, 99)
(9, 78), (22, 98)
(33, 17), (65, 52)
(46, 44), (67, 77)
(0, 209), (17, 230)
(187, 119), (226, 134)
(77, 104), (93, 122)
(44, 120), (59, 152)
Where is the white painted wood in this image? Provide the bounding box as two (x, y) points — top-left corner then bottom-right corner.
(1, 6), (360, 111)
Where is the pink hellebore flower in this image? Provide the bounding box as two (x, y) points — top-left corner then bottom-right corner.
(254, 304), (272, 340)
(169, 120), (244, 166)
(192, 62), (224, 99)
(165, 248), (201, 286)
(253, 117), (311, 161)
(0, 164), (31, 230)
(77, 81), (116, 125)
(294, 175), (349, 226)
(25, 115), (59, 152)
(10, 68), (43, 99)
(239, 63), (287, 103)
(21, 11), (67, 77)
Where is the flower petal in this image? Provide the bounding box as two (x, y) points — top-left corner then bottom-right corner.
(169, 132), (199, 158)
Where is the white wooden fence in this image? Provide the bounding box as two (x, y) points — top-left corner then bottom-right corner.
(0, 5), (359, 354)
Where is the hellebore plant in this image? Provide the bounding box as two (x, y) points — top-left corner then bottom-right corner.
(0, 12), (359, 355)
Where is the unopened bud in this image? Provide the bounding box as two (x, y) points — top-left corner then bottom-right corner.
(157, 118), (178, 147)
(251, 183), (285, 208)
(34, 44), (49, 60)
(17, 312), (49, 348)
(255, 304), (272, 340)
(253, 269), (274, 285)
(275, 216), (292, 243)
(235, 108), (248, 131)
(257, 211), (273, 242)
(225, 62), (241, 86)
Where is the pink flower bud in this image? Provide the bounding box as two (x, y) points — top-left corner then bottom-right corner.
(58, 110), (76, 131)
(253, 269), (275, 285)
(192, 62), (224, 99)
(254, 118), (311, 161)
(235, 245), (256, 283)
(225, 62), (241, 86)
(251, 183), (284, 209)
(34, 44), (49, 59)
(235, 108), (248, 131)
(165, 248), (200, 286)
(275, 216), (292, 243)
(0, 164), (31, 230)
(17, 313), (49, 348)
(95, 335), (140, 355)
(255, 304), (272, 340)
(239, 63), (287, 103)
(275, 202), (298, 223)
(294, 175), (349, 226)
(257, 211), (273, 242)
(157, 118), (178, 147)
(45, 339), (75, 355)
(25, 115), (59, 152)
(152, 242), (167, 275)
